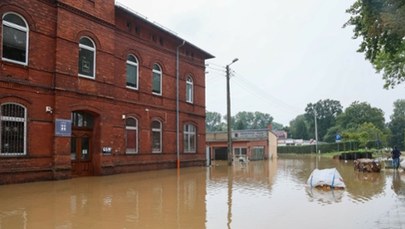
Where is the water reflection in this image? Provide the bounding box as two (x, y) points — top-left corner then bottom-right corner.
(1, 156), (405, 228)
(306, 187), (344, 204)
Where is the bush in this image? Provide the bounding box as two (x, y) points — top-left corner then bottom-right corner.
(278, 141), (360, 154)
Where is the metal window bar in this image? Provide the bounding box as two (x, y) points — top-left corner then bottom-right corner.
(1, 103), (26, 155)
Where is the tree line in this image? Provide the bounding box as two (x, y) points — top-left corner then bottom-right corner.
(206, 99), (405, 150)
(287, 99), (405, 150)
(206, 111), (283, 132)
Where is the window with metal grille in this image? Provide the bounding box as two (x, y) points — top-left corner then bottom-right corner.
(1, 103), (26, 156)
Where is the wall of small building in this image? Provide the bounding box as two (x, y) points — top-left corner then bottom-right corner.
(268, 132), (278, 159)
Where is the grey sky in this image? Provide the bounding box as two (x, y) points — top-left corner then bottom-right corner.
(118, 0), (404, 126)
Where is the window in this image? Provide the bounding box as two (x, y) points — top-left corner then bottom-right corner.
(72, 111), (93, 128)
(186, 76), (193, 103)
(2, 13), (28, 65)
(152, 64), (162, 95)
(78, 37), (96, 78)
(1, 103), (27, 156)
(126, 117), (138, 154)
(234, 147), (247, 157)
(183, 124), (196, 153)
(126, 55), (138, 89)
(152, 120), (162, 153)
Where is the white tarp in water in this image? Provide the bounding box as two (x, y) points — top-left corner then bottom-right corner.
(307, 168), (346, 189)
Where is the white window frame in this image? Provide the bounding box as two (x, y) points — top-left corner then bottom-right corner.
(125, 117), (138, 154)
(1, 12), (29, 66)
(126, 54), (139, 90)
(183, 124), (196, 153)
(152, 120), (162, 153)
(152, 64), (162, 96)
(78, 37), (96, 79)
(0, 103), (27, 156)
(186, 76), (193, 103)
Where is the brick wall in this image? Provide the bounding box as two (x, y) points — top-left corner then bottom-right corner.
(0, 0), (213, 184)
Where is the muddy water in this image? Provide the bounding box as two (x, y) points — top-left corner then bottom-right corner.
(1, 155), (405, 229)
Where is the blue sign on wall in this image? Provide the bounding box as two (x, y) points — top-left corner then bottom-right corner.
(55, 119), (72, 137)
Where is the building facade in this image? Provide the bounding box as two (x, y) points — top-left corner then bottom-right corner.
(0, 0), (213, 184)
(206, 126), (278, 162)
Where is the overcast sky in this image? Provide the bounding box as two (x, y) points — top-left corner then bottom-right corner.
(118, 0), (404, 126)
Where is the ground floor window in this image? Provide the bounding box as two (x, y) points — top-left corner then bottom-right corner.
(251, 146), (265, 160)
(183, 124), (196, 153)
(0, 103), (26, 156)
(234, 147), (247, 158)
(152, 120), (162, 153)
(126, 117), (138, 154)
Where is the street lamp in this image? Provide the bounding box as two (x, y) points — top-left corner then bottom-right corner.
(226, 58), (238, 166)
(314, 110), (319, 154)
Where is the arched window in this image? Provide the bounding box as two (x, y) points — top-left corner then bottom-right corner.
(152, 120), (162, 153)
(125, 117), (138, 154)
(1, 103), (27, 156)
(126, 55), (139, 89)
(152, 64), (162, 95)
(183, 124), (196, 153)
(2, 12), (29, 65)
(186, 76), (193, 103)
(78, 37), (96, 79)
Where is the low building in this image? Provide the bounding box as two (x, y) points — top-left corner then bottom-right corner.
(206, 126), (277, 162)
(0, 0), (213, 184)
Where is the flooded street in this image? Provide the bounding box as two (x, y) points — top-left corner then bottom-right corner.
(1, 155), (405, 229)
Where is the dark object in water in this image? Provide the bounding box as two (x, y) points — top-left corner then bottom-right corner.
(354, 158), (381, 172)
(339, 152), (373, 160)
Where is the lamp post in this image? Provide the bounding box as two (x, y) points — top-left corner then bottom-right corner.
(314, 110), (319, 154)
(226, 58), (238, 166)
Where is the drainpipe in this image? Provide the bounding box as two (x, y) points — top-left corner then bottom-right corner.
(176, 40), (186, 169)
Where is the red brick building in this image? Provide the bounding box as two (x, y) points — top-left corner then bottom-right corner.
(0, 0), (214, 184)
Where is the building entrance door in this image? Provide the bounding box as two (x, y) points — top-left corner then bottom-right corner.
(71, 131), (93, 176)
(70, 111), (95, 177)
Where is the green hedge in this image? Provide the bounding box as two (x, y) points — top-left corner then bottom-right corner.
(277, 141), (360, 154)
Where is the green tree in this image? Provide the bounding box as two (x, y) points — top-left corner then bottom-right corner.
(345, 0), (405, 88)
(271, 122), (284, 131)
(232, 111), (273, 130)
(342, 122), (387, 148)
(336, 101), (385, 130)
(289, 114), (310, 140)
(388, 99), (405, 149)
(304, 99), (343, 141)
(206, 111), (225, 132)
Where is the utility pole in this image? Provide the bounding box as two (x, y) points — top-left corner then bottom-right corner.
(226, 58), (238, 166)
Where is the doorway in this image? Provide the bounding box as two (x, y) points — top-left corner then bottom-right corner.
(70, 111), (95, 176)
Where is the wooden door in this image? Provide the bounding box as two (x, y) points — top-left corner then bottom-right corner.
(71, 131), (93, 176)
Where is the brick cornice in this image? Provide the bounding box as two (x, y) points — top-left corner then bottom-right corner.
(56, 1), (115, 30)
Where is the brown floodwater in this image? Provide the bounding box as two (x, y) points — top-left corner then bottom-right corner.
(1, 155), (405, 229)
